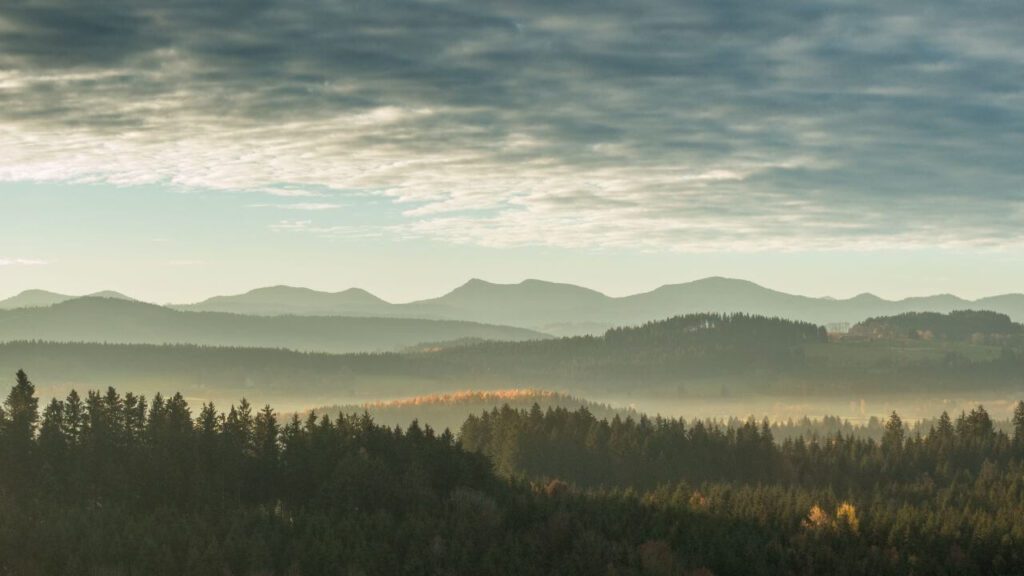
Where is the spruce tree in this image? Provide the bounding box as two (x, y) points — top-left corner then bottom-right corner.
(1013, 401), (1024, 448)
(4, 370), (39, 443)
(1, 370), (40, 492)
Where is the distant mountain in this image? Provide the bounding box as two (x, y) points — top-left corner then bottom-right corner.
(10, 278), (1024, 335)
(0, 289), (71, 309)
(175, 285), (391, 317)
(0, 289), (133, 309)
(0, 297), (546, 354)
(404, 277), (1024, 334)
(397, 278), (613, 329)
(87, 290), (134, 301)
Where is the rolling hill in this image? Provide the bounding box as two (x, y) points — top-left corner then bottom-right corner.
(0, 297), (547, 354)
(5, 311), (1019, 410)
(0, 289), (134, 309)
(176, 285), (393, 317)
(847, 310), (1023, 342)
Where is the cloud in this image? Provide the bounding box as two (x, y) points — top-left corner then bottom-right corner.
(269, 220), (312, 232)
(251, 202), (342, 211)
(0, 0), (1021, 251)
(0, 258), (47, 267)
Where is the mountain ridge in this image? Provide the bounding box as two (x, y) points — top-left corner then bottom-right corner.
(3, 278), (1023, 335)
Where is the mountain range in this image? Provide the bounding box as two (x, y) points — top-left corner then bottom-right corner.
(2, 277), (1022, 335)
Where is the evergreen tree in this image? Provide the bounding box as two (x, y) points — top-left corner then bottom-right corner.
(1012, 401), (1024, 447)
(4, 370), (39, 443)
(0, 370), (40, 493)
(881, 411), (904, 457)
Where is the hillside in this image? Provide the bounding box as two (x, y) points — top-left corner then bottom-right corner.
(0, 297), (546, 355)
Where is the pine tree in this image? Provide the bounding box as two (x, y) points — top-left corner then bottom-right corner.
(4, 370), (39, 443)
(882, 411), (905, 457)
(63, 390), (85, 446)
(38, 398), (69, 486)
(1012, 401), (1024, 448)
(1, 370), (40, 492)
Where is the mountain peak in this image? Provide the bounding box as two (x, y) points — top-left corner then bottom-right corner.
(0, 289), (73, 310)
(87, 290), (134, 301)
(848, 292), (883, 302)
(176, 284), (389, 315)
(647, 277), (773, 296)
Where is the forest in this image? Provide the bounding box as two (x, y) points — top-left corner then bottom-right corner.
(3, 370), (1024, 575)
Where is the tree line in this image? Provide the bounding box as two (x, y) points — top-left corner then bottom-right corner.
(4, 369), (1024, 574)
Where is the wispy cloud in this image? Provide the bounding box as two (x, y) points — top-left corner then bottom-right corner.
(251, 203), (343, 211)
(0, 0), (1021, 251)
(0, 258), (47, 267)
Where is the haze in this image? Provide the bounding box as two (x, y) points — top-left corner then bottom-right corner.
(2, 1), (1024, 574)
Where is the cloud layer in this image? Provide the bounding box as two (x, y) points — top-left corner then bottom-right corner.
(1, 0), (1022, 250)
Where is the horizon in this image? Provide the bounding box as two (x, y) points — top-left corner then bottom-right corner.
(4, 274), (1024, 307)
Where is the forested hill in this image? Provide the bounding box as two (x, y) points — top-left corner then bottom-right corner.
(0, 297), (546, 354)
(0, 314), (843, 405)
(419, 313), (827, 382)
(2, 311), (1022, 405)
(847, 310), (1023, 342)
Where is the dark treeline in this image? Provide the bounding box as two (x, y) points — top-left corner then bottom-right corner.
(304, 390), (637, 433)
(5, 372), (1024, 573)
(848, 310), (1023, 343)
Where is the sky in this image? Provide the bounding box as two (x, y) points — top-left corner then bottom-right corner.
(1, 0), (1022, 303)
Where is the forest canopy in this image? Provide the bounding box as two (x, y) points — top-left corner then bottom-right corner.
(3, 370), (1024, 575)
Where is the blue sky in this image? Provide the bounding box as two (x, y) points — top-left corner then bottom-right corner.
(1, 0), (1022, 302)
